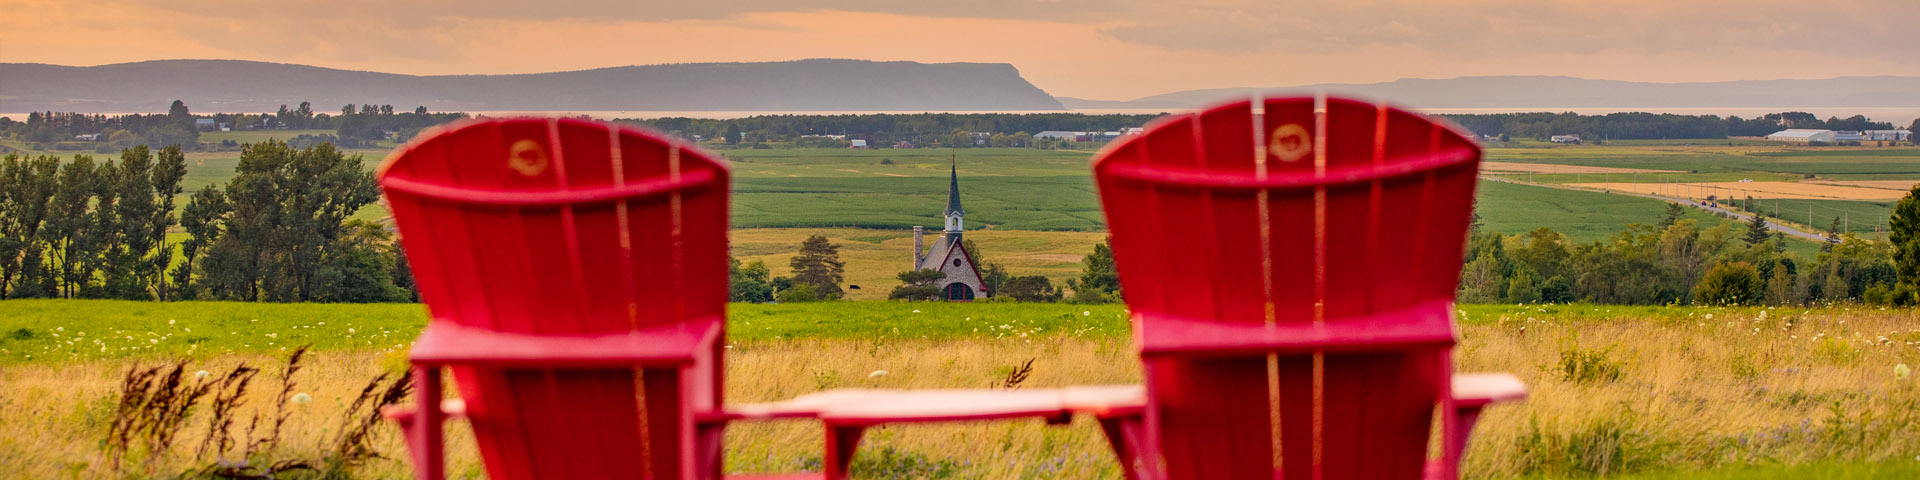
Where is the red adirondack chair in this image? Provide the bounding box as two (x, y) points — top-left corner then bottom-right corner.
(1084, 95), (1527, 479)
(377, 117), (1104, 480)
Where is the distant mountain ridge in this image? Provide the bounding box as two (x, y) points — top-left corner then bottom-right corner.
(0, 59), (1065, 113)
(1060, 75), (1920, 110)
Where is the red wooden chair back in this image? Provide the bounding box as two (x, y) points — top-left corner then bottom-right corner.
(1091, 96), (1482, 478)
(379, 117), (730, 479)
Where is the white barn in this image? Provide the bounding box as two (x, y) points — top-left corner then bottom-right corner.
(1766, 129), (1836, 143)
(1864, 130), (1911, 142)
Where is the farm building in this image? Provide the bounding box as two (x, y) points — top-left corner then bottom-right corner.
(1033, 131), (1083, 140)
(849, 139), (869, 149)
(1767, 129), (1836, 143)
(1833, 131), (1864, 142)
(1550, 134), (1582, 144)
(1864, 130), (1911, 142)
(910, 161), (986, 301)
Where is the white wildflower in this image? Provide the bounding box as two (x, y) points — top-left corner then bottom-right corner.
(1897, 364), (1911, 380)
(1082, 311), (1091, 316)
(195, 370), (210, 380)
(290, 393), (312, 404)
(868, 370), (889, 378)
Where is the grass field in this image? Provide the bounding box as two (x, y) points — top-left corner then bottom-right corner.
(3, 300), (1918, 478)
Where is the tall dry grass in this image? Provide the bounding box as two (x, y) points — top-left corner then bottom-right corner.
(1, 309), (1915, 478)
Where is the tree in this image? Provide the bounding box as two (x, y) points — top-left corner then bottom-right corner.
(789, 234), (844, 298)
(1001, 275), (1063, 302)
(888, 269), (946, 301)
(1658, 202), (1685, 229)
(1743, 210), (1771, 246)
(148, 145), (187, 299)
(0, 155), (59, 298)
(311, 220), (410, 302)
(1694, 262), (1763, 306)
(198, 140), (382, 302)
(46, 156), (98, 298)
(777, 283), (819, 303)
(173, 185), (227, 300)
(729, 258), (774, 303)
(1067, 238), (1119, 302)
(1893, 183), (1920, 304)
(962, 239), (1007, 297)
(167, 100), (191, 123)
(1823, 217), (1843, 252)
(724, 124), (742, 145)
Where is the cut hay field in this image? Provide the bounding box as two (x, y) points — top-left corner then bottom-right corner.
(1567, 182), (1902, 201)
(2, 300), (1917, 479)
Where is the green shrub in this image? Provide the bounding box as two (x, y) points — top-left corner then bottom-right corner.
(1558, 344), (1625, 384)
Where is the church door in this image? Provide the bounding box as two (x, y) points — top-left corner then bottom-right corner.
(943, 283), (975, 301)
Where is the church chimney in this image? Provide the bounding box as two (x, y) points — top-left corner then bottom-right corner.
(912, 226), (924, 268)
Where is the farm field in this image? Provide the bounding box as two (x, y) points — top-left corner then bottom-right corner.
(1566, 181), (1901, 201)
(2, 300), (1917, 479)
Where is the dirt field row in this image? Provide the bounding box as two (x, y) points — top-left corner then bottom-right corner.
(1808, 179), (1920, 191)
(1568, 181), (1905, 200)
(1481, 161), (1680, 174)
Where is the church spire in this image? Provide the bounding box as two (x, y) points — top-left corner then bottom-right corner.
(944, 153), (964, 236)
(945, 155), (964, 218)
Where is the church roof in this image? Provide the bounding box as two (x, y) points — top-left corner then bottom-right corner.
(917, 236), (955, 271)
(945, 160), (964, 217)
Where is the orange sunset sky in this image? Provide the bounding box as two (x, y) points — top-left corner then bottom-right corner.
(2, 0), (1916, 100)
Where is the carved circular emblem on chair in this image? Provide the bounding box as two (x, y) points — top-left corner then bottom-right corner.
(507, 139), (550, 176)
(1268, 124), (1312, 162)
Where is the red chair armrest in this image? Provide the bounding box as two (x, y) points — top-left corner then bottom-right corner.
(408, 319), (720, 367)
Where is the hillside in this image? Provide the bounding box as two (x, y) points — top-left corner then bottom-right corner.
(1061, 75), (1920, 110)
(0, 59), (1066, 113)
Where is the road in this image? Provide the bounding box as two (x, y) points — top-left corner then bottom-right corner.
(1480, 176), (1827, 242)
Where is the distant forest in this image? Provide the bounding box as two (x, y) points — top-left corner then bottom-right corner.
(4, 101), (1916, 154)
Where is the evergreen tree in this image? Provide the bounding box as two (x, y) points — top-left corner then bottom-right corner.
(888, 269), (946, 301)
(1823, 217), (1843, 253)
(788, 234), (845, 298)
(1890, 183), (1920, 303)
(1743, 211), (1771, 246)
(1658, 202), (1685, 228)
(1067, 238), (1120, 302)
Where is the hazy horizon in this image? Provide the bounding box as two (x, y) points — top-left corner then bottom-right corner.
(4, 1), (1916, 100)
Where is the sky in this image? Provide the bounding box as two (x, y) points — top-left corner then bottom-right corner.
(3, 0), (1916, 100)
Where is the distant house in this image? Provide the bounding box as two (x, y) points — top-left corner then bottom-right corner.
(1832, 131), (1864, 142)
(73, 133), (100, 141)
(1863, 130), (1912, 142)
(849, 139), (869, 149)
(1550, 134), (1582, 144)
(195, 119), (217, 131)
(1766, 129), (1836, 143)
(894, 141), (916, 149)
(1033, 131), (1082, 140)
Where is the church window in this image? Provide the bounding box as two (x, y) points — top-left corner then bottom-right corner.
(952, 258), (962, 267)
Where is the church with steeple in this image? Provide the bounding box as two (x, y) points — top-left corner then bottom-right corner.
(911, 160), (986, 301)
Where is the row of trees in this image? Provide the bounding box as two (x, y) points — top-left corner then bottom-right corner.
(0, 141), (413, 302)
(0, 101), (468, 153)
(1460, 201), (1918, 306)
(630, 113), (1164, 149)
